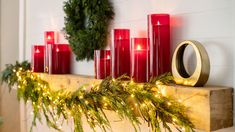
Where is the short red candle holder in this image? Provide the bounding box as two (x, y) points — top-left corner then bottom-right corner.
(131, 38), (148, 83)
(94, 50), (111, 79)
(51, 44), (71, 74)
(148, 14), (170, 80)
(32, 45), (45, 72)
(111, 29), (131, 78)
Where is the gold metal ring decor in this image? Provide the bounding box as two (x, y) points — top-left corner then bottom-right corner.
(172, 40), (210, 87)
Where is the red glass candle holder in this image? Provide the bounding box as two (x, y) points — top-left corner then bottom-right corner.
(147, 14), (170, 80)
(45, 31), (55, 44)
(32, 45), (45, 72)
(111, 29), (131, 78)
(94, 50), (111, 79)
(51, 44), (71, 74)
(131, 38), (148, 83)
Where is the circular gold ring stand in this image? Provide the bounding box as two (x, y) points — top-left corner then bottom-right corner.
(172, 40), (210, 87)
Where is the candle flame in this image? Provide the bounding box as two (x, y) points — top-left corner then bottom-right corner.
(106, 55), (110, 59)
(35, 49), (40, 53)
(47, 35), (51, 40)
(157, 21), (161, 25)
(56, 48), (60, 52)
(137, 45), (141, 50)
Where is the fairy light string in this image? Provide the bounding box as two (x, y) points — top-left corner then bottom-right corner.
(0, 61), (194, 132)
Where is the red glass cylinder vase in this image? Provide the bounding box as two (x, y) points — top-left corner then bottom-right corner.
(111, 29), (131, 78)
(44, 31), (56, 73)
(147, 14), (170, 80)
(131, 38), (148, 83)
(32, 45), (45, 72)
(94, 50), (111, 79)
(51, 44), (71, 74)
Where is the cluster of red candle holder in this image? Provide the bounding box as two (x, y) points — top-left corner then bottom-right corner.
(95, 14), (170, 82)
(32, 31), (71, 74)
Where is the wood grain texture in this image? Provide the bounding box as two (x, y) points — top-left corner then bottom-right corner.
(39, 74), (233, 131)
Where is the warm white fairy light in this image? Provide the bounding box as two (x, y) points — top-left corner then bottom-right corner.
(167, 102), (171, 106)
(83, 86), (86, 91)
(85, 100), (89, 104)
(130, 79), (134, 84)
(131, 94), (135, 98)
(142, 103), (146, 107)
(79, 95), (84, 99)
(155, 94), (159, 98)
(173, 118), (177, 122)
(178, 99), (182, 103)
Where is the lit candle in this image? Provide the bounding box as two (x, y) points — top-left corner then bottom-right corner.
(51, 44), (71, 74)
(131, 38), (148, 83)
(32, 45), (45, 72)
(94, 50), (111, 79)
(45, 31), (55, 44)
(148, 14), (170, 81)
(112, 29), (130, 78)
(44, 31), (56, 73)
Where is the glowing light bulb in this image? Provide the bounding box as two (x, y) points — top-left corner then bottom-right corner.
(131, 94), (135, 98)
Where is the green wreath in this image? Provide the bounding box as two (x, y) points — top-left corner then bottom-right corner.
(63, 0), (114, 61)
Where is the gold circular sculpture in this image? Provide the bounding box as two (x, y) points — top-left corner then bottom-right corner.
(172, 40), (210, 87)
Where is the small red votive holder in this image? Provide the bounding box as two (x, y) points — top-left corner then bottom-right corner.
(94, 50), (111, 79)
(131, 38), (148, 83)
(51, 44), (71, 74)
(112, 29), (131, 78)
(32, 45), (45, 72)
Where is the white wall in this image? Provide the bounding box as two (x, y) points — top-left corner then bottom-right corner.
(25, 0), (235, 87)
(24, 0), (235, 131)
(0, 0), (21, 132)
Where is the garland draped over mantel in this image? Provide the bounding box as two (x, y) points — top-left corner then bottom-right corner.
(0, 61), (194, 132)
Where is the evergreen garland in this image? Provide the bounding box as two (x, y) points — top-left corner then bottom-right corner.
(63, 0), (114, 61)
(1, 61), (195, 132)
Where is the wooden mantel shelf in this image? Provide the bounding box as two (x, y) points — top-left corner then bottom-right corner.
(39, 74), (233, 132)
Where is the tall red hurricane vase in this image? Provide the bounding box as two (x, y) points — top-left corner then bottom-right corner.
(51, 44), (71, 74)
(44, 31), (56, 73)
(147, 14), (170, 80)
(94, 50), (111, 79)
(32, 45), (45, 72)
(131, 38), (148, 83)
(111, 29), (131, 78)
